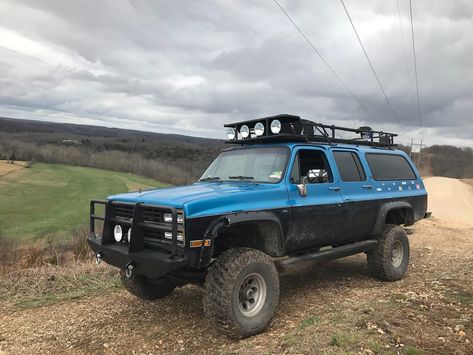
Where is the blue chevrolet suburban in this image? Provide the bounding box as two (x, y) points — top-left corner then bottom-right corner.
(88, 114), (428, 338)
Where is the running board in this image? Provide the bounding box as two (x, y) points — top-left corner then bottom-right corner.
(276, 240), (378, 272)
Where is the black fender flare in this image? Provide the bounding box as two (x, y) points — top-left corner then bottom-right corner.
(199, 211), (285, 264)
(372, 201), (414, 235)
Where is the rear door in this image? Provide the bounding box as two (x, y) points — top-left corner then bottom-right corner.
(286, 147), (345, 252)
(332, 149), (377, 242)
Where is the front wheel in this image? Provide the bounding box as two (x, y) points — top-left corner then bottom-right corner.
(367, 224), (410, 281)
(203, 248), (280, 339)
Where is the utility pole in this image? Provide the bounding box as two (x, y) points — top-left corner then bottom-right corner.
(417, 139), (423, 168)
(410, 139), (424, 169)
(410, 138), (414, 158)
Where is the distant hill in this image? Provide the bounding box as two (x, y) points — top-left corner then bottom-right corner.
(0, 117), (225, 184)
(0, 116), (220, 146)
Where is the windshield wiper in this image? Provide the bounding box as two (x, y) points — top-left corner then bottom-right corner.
(228, 175), (254, 180)
(200, 176), (221, 182)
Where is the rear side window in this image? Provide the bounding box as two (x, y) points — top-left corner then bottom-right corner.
(366, 153), (416, 180)
(333, 151), (366, 182)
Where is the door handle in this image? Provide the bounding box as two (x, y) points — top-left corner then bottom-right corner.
(328, 186), (340, 191)
(362, 185), (373, 189)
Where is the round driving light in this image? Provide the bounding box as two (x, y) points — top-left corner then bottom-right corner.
(254, 122), (265, 136)
(226, 127), (236, 140)
(240, 125), (250, 138)
(270, 119), (281, 134)
(127, 228), (132, 243)
(113, 225), (123, 242)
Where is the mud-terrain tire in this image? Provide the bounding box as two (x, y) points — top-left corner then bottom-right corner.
(367, 224), (410, 281)
(203, 248), (280, 339)
(119, 271), (175, 300)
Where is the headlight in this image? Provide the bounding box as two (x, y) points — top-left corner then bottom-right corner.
(226, 127), (236, 140)
(164, 212), (183, 223)
(113, 225), (123, 242)
(127, 228), (132, 243)
(164, 231), (184, 242)
(254, 122), (264, 136)
(271, 119), (281, 134)
(240, 125), (250, 138)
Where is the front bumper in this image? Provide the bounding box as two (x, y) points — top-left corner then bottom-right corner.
(88, 199), (187, 278)
(88, 237), (187, 278)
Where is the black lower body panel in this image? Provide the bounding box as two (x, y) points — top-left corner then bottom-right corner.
(88, 238), (187, 278)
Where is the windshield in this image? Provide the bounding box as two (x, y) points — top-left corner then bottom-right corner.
(199, 147), (290, 183)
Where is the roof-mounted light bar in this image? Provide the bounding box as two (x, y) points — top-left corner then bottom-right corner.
(224, 114), (397, 148)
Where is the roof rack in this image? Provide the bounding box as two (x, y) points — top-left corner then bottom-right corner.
(224, 114), (397, 148)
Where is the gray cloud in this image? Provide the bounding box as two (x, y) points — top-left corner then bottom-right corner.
(0, 0), (472, 147)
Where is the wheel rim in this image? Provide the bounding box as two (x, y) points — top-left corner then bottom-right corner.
(238, 272), (267, 317)
(391, 240), (404, 268)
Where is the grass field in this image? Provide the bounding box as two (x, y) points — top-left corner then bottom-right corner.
(0, 162), (167, 242)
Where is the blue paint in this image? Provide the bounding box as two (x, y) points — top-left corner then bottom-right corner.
(108, 143), (427, 219)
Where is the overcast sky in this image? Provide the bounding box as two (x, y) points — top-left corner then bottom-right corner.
(0, 0), (472, 147)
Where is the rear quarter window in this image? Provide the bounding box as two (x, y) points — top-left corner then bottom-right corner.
(333, 151), (366, 182)
(365, 153), (417, 180)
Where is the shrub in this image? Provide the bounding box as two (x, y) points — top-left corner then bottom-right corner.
(0, 232), (19, 274)
(72, 226), (91, 262)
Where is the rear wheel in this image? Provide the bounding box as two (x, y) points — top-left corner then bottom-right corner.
(203, 248), (280, 339)
(367, 224), (410, 281)
(119, 271), (175, 300)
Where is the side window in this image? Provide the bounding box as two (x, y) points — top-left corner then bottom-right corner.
(333, 151), (366, 182)
(290, 149), (332, 184)
(366, 153), (416, 180)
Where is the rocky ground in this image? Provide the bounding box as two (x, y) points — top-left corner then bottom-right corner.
(0, 217), (472, 354)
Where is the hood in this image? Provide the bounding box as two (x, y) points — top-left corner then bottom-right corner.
(108, 182), (289, 219)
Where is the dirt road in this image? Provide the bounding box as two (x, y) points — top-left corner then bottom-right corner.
(424, 177), (473, 227)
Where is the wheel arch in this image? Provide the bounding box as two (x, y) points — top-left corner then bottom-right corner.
(372, 201), (414, 235)
(209, 211), (285, 257)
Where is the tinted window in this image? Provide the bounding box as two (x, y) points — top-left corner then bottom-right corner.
(333, 151), (366, 182)
(366, 154), (416, 180)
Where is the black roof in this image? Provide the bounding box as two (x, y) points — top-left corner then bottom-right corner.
(224, 114), (397, 148)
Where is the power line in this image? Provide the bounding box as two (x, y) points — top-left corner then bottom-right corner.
(340, 0), (401, 127)
(408, 0), (423, 128)
(395, 0), (414, 103)
(271, 0), (380, 127)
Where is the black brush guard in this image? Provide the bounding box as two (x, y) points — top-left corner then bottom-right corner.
(88, 200), (187, 277)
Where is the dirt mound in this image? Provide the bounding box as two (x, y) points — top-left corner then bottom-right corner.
(424, 177), (473, 227)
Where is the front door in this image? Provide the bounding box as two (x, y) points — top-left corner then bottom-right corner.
(286, 147), (345, 253)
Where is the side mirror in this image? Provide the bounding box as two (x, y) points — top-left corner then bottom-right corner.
(296, 169), (329, 197)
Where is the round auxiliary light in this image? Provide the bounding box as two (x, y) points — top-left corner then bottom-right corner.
(240, 125), (250, 138)
(254, 122), (265, 136)
(127, 228), (132, 243)
(226, 127), (236, 140)
(270, 119), (281, 134)
(113, 225), (123, 242)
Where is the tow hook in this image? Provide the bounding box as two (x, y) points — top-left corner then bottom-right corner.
(125, 262), (135, 278)
(95, 252), (103, 265)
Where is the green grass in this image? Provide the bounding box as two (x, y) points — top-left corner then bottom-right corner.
(0, 163), (167, 241)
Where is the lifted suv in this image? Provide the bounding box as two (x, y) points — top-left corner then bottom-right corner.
(88, 114), (429, 338)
